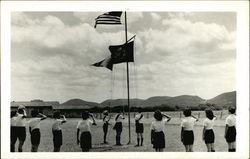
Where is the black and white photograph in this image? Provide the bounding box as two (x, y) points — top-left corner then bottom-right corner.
(1, 1), (249, 159)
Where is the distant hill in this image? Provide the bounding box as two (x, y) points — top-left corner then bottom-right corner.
(207, 91), (236, 107)
(61, 98), (100, 107)
(60, 91), (236, 109)
(101, 98), (144, 107)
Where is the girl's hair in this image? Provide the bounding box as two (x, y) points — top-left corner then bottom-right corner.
(53, 111), (61, 119)
(31, 109), (39, 117)
(153, 110), (163, 121)
(205, 108), (214, 120)
(11, 111), (17, 118)
(183, 108), (191, 117)
(17, 108), (24, 114)
(137, 107), (142, 113)
(82, 111), (89, 120)
(228, 107), (236, 114)
(103, 110), (108, 116)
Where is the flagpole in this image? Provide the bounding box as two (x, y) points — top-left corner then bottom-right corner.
(124, 11), (131, 144)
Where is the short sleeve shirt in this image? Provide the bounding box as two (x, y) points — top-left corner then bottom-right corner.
(77, 119), (93, 133)
(28, 118), (41, 131)
(11, 117), (17, 126)
(225, 114), (236, 127)
(115, 114), (124, 122)
(52, 119), (63, 131)
(103, 115), (109, 123)
(135, 113), (143, 123)
(150, 118), (168, 132)
(15, 113), (26, 127)
(181, 117), (196, 131)
(203, 117), (215, 130)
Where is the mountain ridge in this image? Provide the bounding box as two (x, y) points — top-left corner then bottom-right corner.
(59, 91), (236, 109)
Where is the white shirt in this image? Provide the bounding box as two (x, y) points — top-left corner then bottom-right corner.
(103, 115), (109, 123)
(135, 113), (143, 123)
(15, 113), (26, 127)
(77, 119), (93, 133)
(150, 119), (168, 132)
(52, 119), (64, 131)
(181, 116), (197, 131)
(28, 118), (41, 131)
(11, 117), (17, 126)
(203, 117), (216, 130)
(115, 114), (124, 122)
(225, 114), (236, 127)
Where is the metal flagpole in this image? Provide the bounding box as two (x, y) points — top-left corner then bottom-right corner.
(124, 11), (131, 144)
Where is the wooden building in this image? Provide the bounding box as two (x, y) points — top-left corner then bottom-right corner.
(52, 105), (93, 118)
(11, 100), (59, 117)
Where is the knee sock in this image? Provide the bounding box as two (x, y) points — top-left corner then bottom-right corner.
(141, 138), (143, 146)
(137, 138), (140, 146)
(116, 136), (120, 144)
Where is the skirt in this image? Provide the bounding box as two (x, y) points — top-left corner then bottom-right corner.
(226, 126), (236, 143)
(204, 129), (215, 144)
(11, 126), (17, 144)
(152, 131), (165, 149)
(103, 123), (108, 133)
(15, 127), (26, 141)
(113, 122), (122, 132)
(30, 128), (41, 145)
(182, 130), (194, 145)
(135, 123), (144, 133)
(80, 131), (92, 149)
(52, 130), (62, 147)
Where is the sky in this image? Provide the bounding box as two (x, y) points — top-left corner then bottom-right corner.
(11, 12), (236, 103)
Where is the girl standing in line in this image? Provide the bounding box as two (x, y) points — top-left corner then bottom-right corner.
(180, 108), (198, 152)
(113, 110), (125, 146)
(52, 111), (67, 152)
(135, 108), (144, 147)
(15, 105), (27, 152)
(28, 109), (47, 152)
(102, 110), (111, 144)
(76, 111), (97, 152)
(10, 111), (17, 152)
(224, 107), (236, 152)
(202, 109), (216, 152)
(150, 110), (171, 152)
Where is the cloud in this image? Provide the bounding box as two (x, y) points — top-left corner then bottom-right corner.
(150, 13), (161, 21)
(11, 12), (236, 102)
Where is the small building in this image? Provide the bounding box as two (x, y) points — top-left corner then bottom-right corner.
(11, 100), (59, 117)
(52, 105), (92, 118)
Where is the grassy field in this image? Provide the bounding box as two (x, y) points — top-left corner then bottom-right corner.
(15, 112), (230, 152)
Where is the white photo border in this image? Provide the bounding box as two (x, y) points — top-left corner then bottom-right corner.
(1, 1), (249, 159)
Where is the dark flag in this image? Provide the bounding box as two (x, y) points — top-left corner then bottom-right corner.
(91, 56), (113, 71)
(109, 40), (134, 64)
(94, 11), (122, 28)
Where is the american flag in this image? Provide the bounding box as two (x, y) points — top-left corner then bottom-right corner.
(94, 11), (122, 28)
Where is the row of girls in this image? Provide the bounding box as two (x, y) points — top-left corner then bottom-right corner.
(10, 105), (236, 152)
(10, 105), (67, 152)
(150, 107), (236, 152)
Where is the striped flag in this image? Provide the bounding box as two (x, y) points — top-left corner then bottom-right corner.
(94, 11), (122, 28)
(91, 56), (113, 71)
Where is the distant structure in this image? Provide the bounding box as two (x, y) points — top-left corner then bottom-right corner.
(52, 105), (93, 118)
(11, 99), (59, 117)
